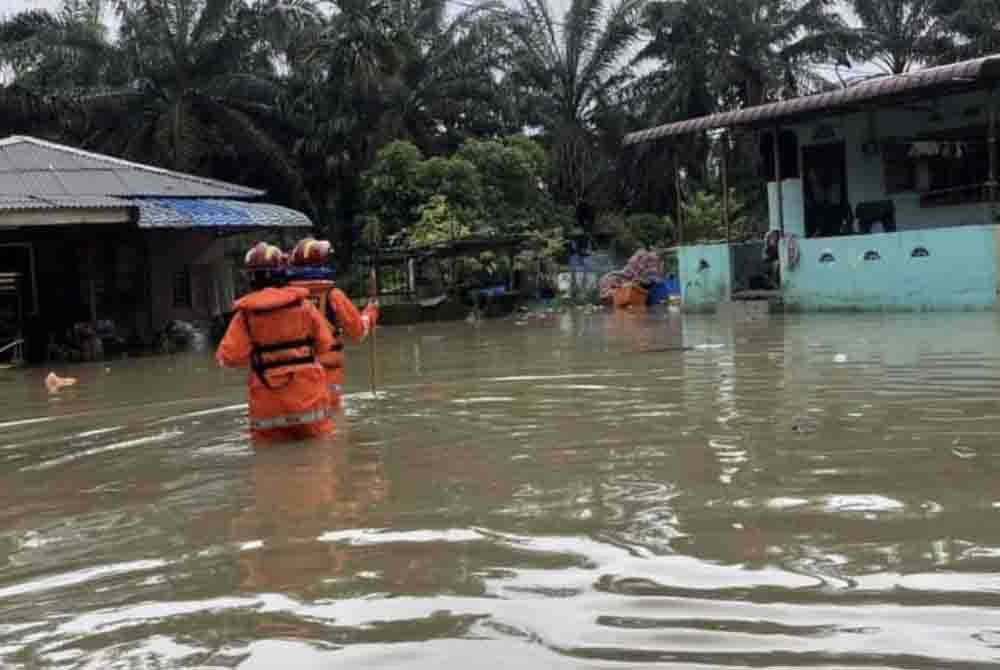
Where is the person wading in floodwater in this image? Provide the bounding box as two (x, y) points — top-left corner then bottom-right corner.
(216, 242), (336, 443)
(287, 238), (379, 409)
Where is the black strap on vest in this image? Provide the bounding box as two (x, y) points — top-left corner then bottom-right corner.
(324, 294), (344, 352)
(243, 299), (316, 390)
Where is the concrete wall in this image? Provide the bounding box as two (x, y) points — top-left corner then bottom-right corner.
(679, 243), (732, 311)
(782, 225), (1000, 311)
(147, 231), (234, 332)
(778, 90), (995, 235)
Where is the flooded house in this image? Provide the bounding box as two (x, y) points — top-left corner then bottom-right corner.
(625, 54), (1000, 312)
(0, 135), (311, 363)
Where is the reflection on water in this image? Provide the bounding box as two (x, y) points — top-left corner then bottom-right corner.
(2, 309), (1000, 668)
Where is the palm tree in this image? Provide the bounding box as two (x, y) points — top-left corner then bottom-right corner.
(846, 0), (952, 74)
(1, 0), (317, 213)
(278, 0), (510, 266)
(507, 0), (645, 212)
(0, 0), (120, 93)
(934, 0), (999, 62)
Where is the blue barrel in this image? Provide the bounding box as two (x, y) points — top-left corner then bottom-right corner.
(647, 281), (669, 305)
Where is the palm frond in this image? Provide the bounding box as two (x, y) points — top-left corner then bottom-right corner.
(575, 0), (643, 113)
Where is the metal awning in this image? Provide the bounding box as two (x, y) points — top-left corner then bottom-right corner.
(625, 54), (1000, 146)
(132, 198), (312, 229)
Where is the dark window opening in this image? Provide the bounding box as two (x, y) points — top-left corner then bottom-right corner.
(802, 142), (850, 238)
(911, 247), (930, 257)
(173, 267), (192, 308)
(819, 252), (836, 263)
(864, 250), (881, 261)
(881, 126), (990, 207)
(759, 130), (801, 181)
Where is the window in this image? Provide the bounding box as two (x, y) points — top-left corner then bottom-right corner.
(759, 130), (801, 181)
(0, 244), (37, 316)
(881, 126), (990, 206)
(173, 266), (192, 308)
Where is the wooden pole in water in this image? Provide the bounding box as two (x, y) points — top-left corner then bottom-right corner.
(988, 86), (998, 214)
(368, 264), (377, 398)
(674, 147), (684, 245)
(721, 130), (731, 243)
(773, 127), (784, 235)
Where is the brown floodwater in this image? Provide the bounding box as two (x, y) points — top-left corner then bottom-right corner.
(1, 308), (999, 669)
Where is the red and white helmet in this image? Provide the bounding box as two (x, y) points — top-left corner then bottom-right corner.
(290, 238), (332, 267)
(244, 242), (285, 268)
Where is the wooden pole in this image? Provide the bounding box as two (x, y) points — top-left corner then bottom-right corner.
(988, 86), (998, 212)
(674, 148), (684, 245)
(773, 127), (785, 235)
(721, 131), (731, 243)
(368, 264), (377, 398)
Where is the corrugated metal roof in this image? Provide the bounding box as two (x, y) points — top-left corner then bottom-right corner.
(18, 171), (65, 195)
(0, 195), (311, 231)
(625, 54), (1000, 145)
(0, 136), (264, 198)
(0, 195), (49, 211)
(43, 195), (132, 209)
(0, 194), (130, 212)
(55, 170), (130, 195)
(133, 198), (312, 229)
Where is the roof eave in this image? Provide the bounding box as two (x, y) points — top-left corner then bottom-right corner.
(624, 55), (1000, 146)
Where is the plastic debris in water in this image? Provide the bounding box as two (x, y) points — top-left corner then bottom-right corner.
(45, 372), (78, 393)
(833, 354), (848, 363)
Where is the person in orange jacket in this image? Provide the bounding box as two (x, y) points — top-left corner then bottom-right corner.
(288, 238), (379, 408)
(216, 242), (335, 443)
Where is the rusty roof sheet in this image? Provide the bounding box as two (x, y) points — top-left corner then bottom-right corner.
(625, 54), (1000, 145)
(0, 136), (264, 198)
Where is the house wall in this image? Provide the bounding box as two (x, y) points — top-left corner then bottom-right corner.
(782, 224), (1000, 311)
(778, 90), (995, 234)
(765, 89), (998, 311)
(147, 231), (235, 332)
(678, 243), (731, 311)
(767, 179), (806, 235)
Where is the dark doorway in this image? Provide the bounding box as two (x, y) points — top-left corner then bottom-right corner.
(802, 142), (852, 238)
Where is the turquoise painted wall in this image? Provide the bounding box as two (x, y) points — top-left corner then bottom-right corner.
(782, 225), (999, 311)
(679, 244), (731, 311)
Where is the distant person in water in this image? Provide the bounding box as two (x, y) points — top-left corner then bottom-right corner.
(215, 242), (335, 443)
(287, 238), (379, 408)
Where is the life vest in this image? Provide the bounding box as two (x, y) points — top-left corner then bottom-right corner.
(242, 298), (317, 391)
(290, 278), (344, 353)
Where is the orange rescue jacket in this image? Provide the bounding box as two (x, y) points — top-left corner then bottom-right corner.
(317, 288), (379, 388)
(216, 286), (335, 431)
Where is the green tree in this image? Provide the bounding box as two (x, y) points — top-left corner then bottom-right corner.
(509, 0), (645, 210)
(846, 0), (951, 74)
(415, 155), (483, 221)
(279, 0), (510, 267)
(626, 212), (674, 248)
(1, 0), (316, 213)
(456, 137), (550, 234)
(411, 194), (473, 244)
(935, 0), (999, 61)
(666, 189), (749, 243)
(0, 1), (121, 93)
(360, 140), (426, 239)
